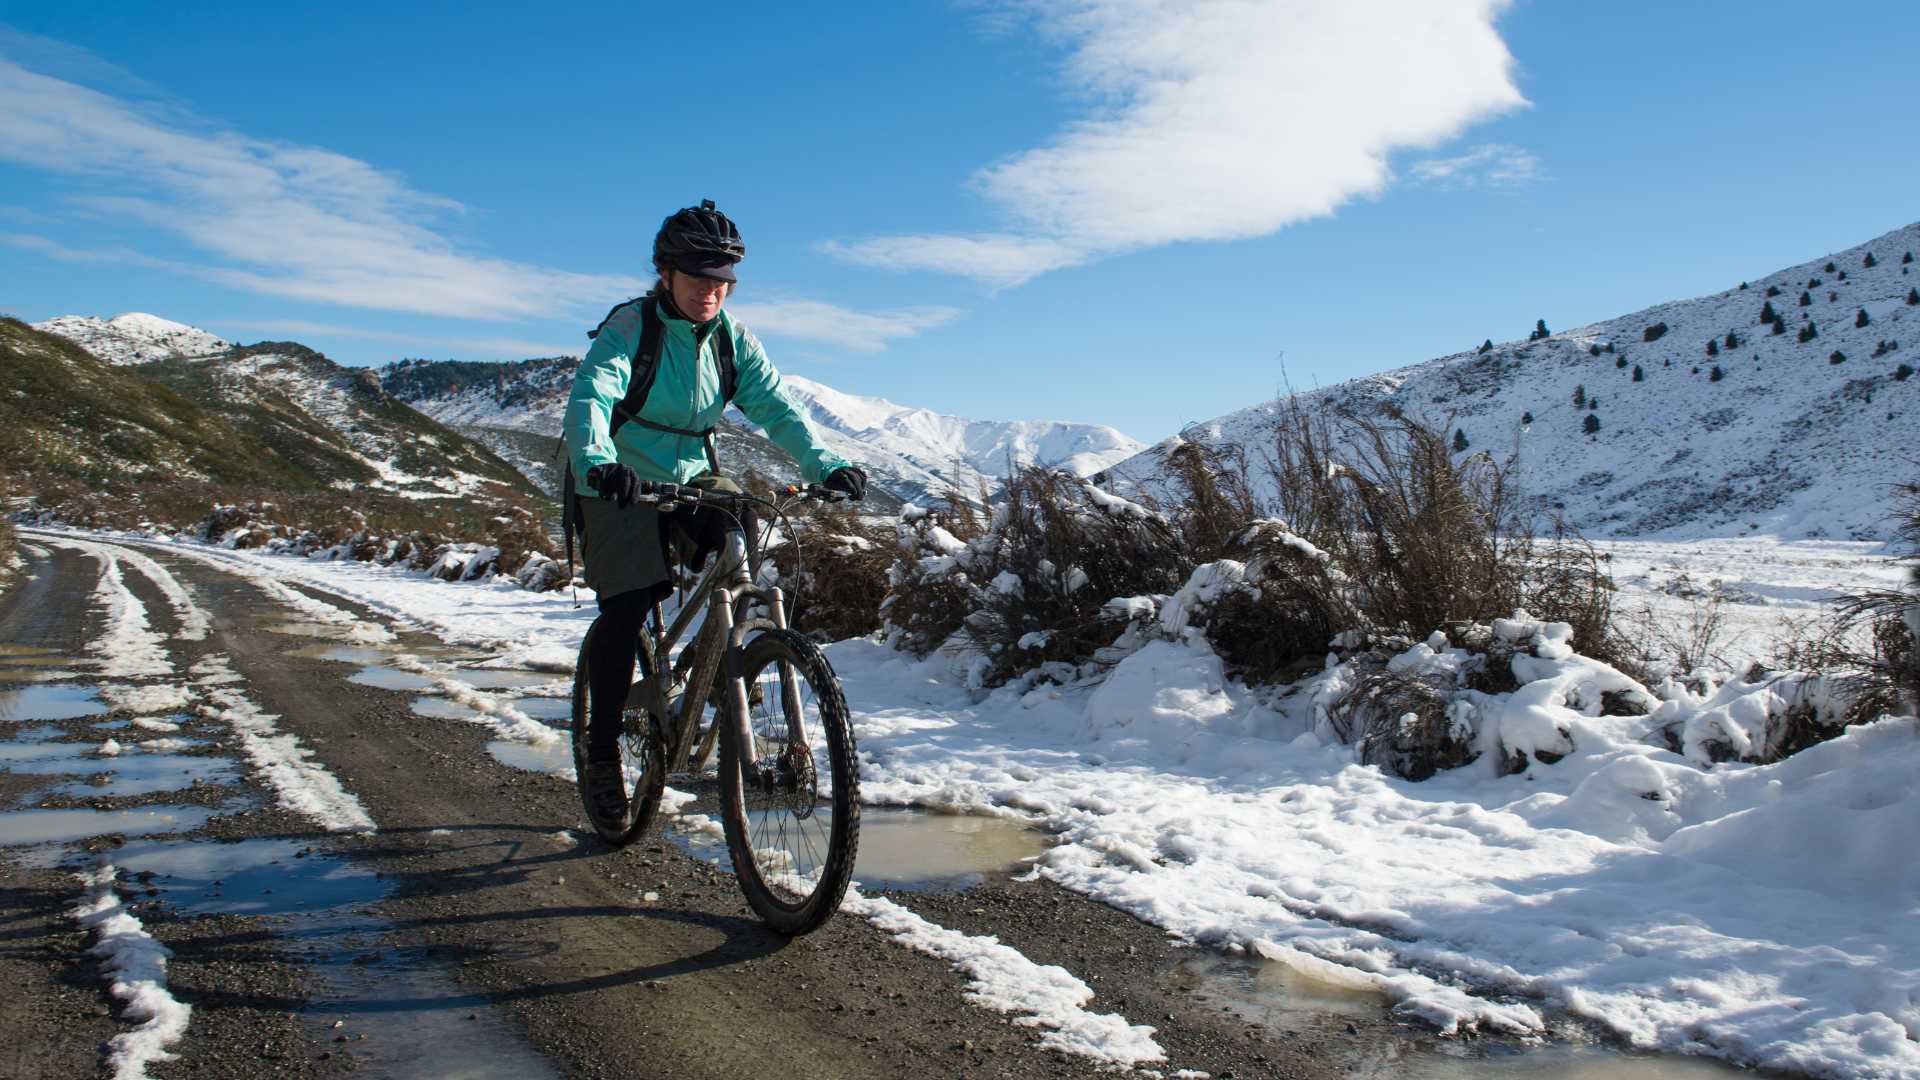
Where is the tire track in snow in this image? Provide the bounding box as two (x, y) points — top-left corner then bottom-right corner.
(33, 531), (378, 831)
(189, 657), (377, 833)
(80, 544), (174, 678)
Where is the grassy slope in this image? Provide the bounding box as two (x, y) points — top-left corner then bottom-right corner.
(142, 343), (539, 494)
(2, 318), (555, 550)
(0, 317), (318, 491)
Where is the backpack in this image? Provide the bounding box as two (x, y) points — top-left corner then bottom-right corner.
(559, 294), (739, 590)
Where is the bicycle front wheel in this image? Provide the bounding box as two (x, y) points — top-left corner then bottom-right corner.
(718, 628), (859, 934)
(571, 619), (666, 846)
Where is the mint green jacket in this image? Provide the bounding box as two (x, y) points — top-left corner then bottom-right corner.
(563, 297), (848, 493)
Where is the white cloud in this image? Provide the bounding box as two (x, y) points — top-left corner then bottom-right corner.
(1408, 143), (1543, 188)
(831, 0), (1526, 287)
(0, 55), (640, 321)
(729, 299), (963, 354)
(217, 319), (579, 359)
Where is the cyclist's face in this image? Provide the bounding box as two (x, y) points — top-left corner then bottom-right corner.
(668, 270), (730, 323)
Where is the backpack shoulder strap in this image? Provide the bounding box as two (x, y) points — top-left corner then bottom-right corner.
(608, 297), (665, 439)
(715, 325), (737, 404)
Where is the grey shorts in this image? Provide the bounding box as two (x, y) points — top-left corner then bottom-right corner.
(577, 497), (670, 602)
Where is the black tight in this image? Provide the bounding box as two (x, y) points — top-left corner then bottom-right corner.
(583, 503), (760, 763)
(586, 583), (669, 762)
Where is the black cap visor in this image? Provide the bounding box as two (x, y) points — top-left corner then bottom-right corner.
(675, 253), (738, 283)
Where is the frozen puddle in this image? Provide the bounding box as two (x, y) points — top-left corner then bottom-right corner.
(1174, 953), (1749, 1079)
(0, 683), (106, 721)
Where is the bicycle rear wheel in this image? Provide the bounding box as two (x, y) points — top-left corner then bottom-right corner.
(571, 618), (666, 846)
(719, 628), (859, 934)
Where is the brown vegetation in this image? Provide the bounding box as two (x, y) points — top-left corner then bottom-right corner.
(1770, 480), (1920, 727)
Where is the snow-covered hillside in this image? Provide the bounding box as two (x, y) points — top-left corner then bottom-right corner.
(383, 358), (1143, 506)
(1109, 222), (1920, 541)
(33, 312), (231, 365)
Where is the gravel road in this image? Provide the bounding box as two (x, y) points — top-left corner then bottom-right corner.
(0, 535), (1425, 1079)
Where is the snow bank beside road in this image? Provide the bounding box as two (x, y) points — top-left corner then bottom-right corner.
(832, 632), (1920, 1078)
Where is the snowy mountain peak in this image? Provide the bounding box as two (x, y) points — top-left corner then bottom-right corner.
(777, 373), (1145, 495)
(33, 312), (231, 365)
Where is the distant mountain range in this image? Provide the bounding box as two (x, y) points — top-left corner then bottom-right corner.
(1107, 222), (1920, 541)
(379, 357), (1144, 508)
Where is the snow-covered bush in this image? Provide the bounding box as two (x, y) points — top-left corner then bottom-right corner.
(881, 494), (988, 658)
(884, 470), (1190, 686)
(1313, 615), (1658, 779)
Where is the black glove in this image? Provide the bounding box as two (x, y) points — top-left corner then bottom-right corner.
(822, 465), (867, 502)
(586, 462), (642, 509)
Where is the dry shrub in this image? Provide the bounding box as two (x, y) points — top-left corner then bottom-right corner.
(766, 502), (896, 642)
(0, 517), (16, 595)
(1255, 400), (1619, 671)
(1164, 440), (1260, 560)
(1772, 480), (1920, 726)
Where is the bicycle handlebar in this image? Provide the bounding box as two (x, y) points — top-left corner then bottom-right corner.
(635, 480), (852, 511)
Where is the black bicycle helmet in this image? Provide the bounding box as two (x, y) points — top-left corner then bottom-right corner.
(654, 199), (746, 279)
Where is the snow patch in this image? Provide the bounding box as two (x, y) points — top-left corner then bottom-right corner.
(70, 860), (192, 1079)
(844, 889), (1165, 1066)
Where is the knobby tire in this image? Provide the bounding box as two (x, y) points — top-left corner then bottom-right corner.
(719, 628), (859, 934)
(571, 618), (667, 846)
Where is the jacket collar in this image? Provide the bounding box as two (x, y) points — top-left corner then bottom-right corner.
(652, 290), (722, 338)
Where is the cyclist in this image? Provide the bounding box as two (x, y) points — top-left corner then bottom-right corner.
(563, 199), (867, 819)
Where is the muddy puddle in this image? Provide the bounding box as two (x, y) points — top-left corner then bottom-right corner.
(106, 834), (560, 1078)
(0, 645), (79, 669)
(486, 739), (573, 776)
(0, 805), (218, 849)
(665, 805), (1050, 892)
(0, 683), (106, 721)
(47, 753), (239, 798)
(350, 667), (439, 692)
(353, 666), (558, 696)
(112, 836), (385, 916)
(1173, 953), (1750, 1078)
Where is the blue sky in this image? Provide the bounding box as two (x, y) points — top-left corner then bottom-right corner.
(3, 1), (1918, 443)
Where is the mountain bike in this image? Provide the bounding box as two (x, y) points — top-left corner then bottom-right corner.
(570, 480), (860, 935)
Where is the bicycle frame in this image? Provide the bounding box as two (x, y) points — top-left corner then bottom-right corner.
(627, 521), (803, 775)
